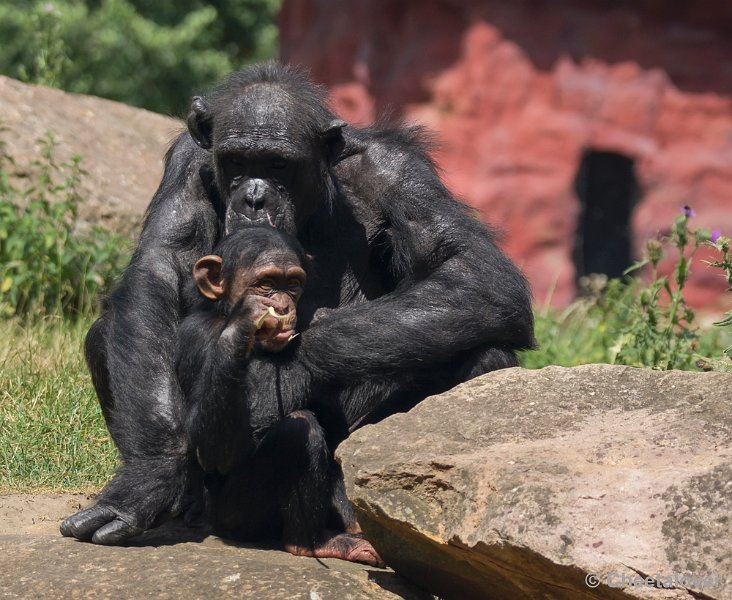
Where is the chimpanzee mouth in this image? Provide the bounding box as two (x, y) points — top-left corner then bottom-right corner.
(274, 329), (295, 342)
(258, 329), (297, 352)
(226, 211), (280, 234)
(244, 213), (277, 227)
(245, 213), (276, 227)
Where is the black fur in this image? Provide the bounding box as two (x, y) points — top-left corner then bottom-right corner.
(61, 61), (534, 545)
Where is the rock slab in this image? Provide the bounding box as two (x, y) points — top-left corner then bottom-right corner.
(0, 494), (426, 599)
(337, 365), (732, 599)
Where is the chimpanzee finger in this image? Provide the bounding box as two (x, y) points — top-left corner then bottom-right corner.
(91, 518), (143, 545)
(254, 316), (282, 340)
(60, 505), (118, 541)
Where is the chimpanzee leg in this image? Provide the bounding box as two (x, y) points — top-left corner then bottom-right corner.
(209, 410), (383, 566)
(274, 410), (329, 547)
(276, 410), (383, 566)
(207, 458), (280, 541)
(62, 299), (191, 544)
(326, 460), (360, 534)
(85, 314), (112, 422)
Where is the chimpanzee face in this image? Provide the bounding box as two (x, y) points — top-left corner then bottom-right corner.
(187, 82), (345, 237)
(217, 146), (298, 235)
(193, 227), (308, 352)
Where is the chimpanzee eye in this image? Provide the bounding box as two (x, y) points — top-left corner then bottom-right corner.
(270, 158), (288, 170)
(256, 279), (274, 293)
(287, 279), (302, 293)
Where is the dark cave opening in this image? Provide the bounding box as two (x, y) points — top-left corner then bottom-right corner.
(573, 150), (639, 282)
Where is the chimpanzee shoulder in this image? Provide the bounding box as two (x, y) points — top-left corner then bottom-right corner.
(134, 132), (220, 269)
(336, 124), (435, 185)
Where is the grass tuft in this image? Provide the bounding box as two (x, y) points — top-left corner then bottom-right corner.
(0, 317), (116, 492)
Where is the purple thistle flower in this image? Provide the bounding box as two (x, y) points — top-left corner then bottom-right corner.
(682, 205), (696, 218)
(711, 229), (722, 243)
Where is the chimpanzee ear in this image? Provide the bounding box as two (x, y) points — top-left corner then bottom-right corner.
(187, 96), (214, 150)
(321, 119), (347, 165)
(193, 255), (224, 300)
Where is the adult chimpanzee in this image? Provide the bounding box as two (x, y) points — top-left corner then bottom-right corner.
(61, 62), (534, 547)
(176, 226), (382, 565)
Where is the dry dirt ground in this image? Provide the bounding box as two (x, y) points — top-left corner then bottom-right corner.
(0, 493), (427, 599)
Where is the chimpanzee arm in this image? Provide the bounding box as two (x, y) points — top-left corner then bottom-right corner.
(61, 134), (220, 545)
(300, 131), (534, 383)
(176, 308), (255, 475)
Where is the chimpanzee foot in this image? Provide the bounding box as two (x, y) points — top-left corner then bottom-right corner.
(60, 504), (144, 544)
(285, 532), (385, 567)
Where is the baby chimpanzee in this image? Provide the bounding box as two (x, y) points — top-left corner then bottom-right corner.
(176, 225), (382, 566)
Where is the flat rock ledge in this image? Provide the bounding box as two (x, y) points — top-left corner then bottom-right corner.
(0, 494), (426, 599)
(337, 364), (732, 600)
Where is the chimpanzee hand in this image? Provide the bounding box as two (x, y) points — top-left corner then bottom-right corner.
(311, 306), (337, 325)
(60, 459), (188, 545)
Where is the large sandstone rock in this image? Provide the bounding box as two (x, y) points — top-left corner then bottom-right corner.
(280, 0), (732, 311)
(337, 365), (732, 599)
(0, 76), (181, 235)
(0, 494), (426, 599)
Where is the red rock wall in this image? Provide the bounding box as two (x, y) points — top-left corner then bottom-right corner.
(280, 0), (732, 310)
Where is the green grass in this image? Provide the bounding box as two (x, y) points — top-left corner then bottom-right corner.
(520, 304), (730, 369)
(0, 317), (116, 492)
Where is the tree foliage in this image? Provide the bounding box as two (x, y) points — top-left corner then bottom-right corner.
(0, 0), (280, 115)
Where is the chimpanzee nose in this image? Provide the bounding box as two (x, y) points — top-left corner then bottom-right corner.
(243, 179), (266, 210)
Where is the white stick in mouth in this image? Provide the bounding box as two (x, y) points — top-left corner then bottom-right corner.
(255, 305), (288, 329)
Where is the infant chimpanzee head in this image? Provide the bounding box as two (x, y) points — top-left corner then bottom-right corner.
(192, 226), (308, 352)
